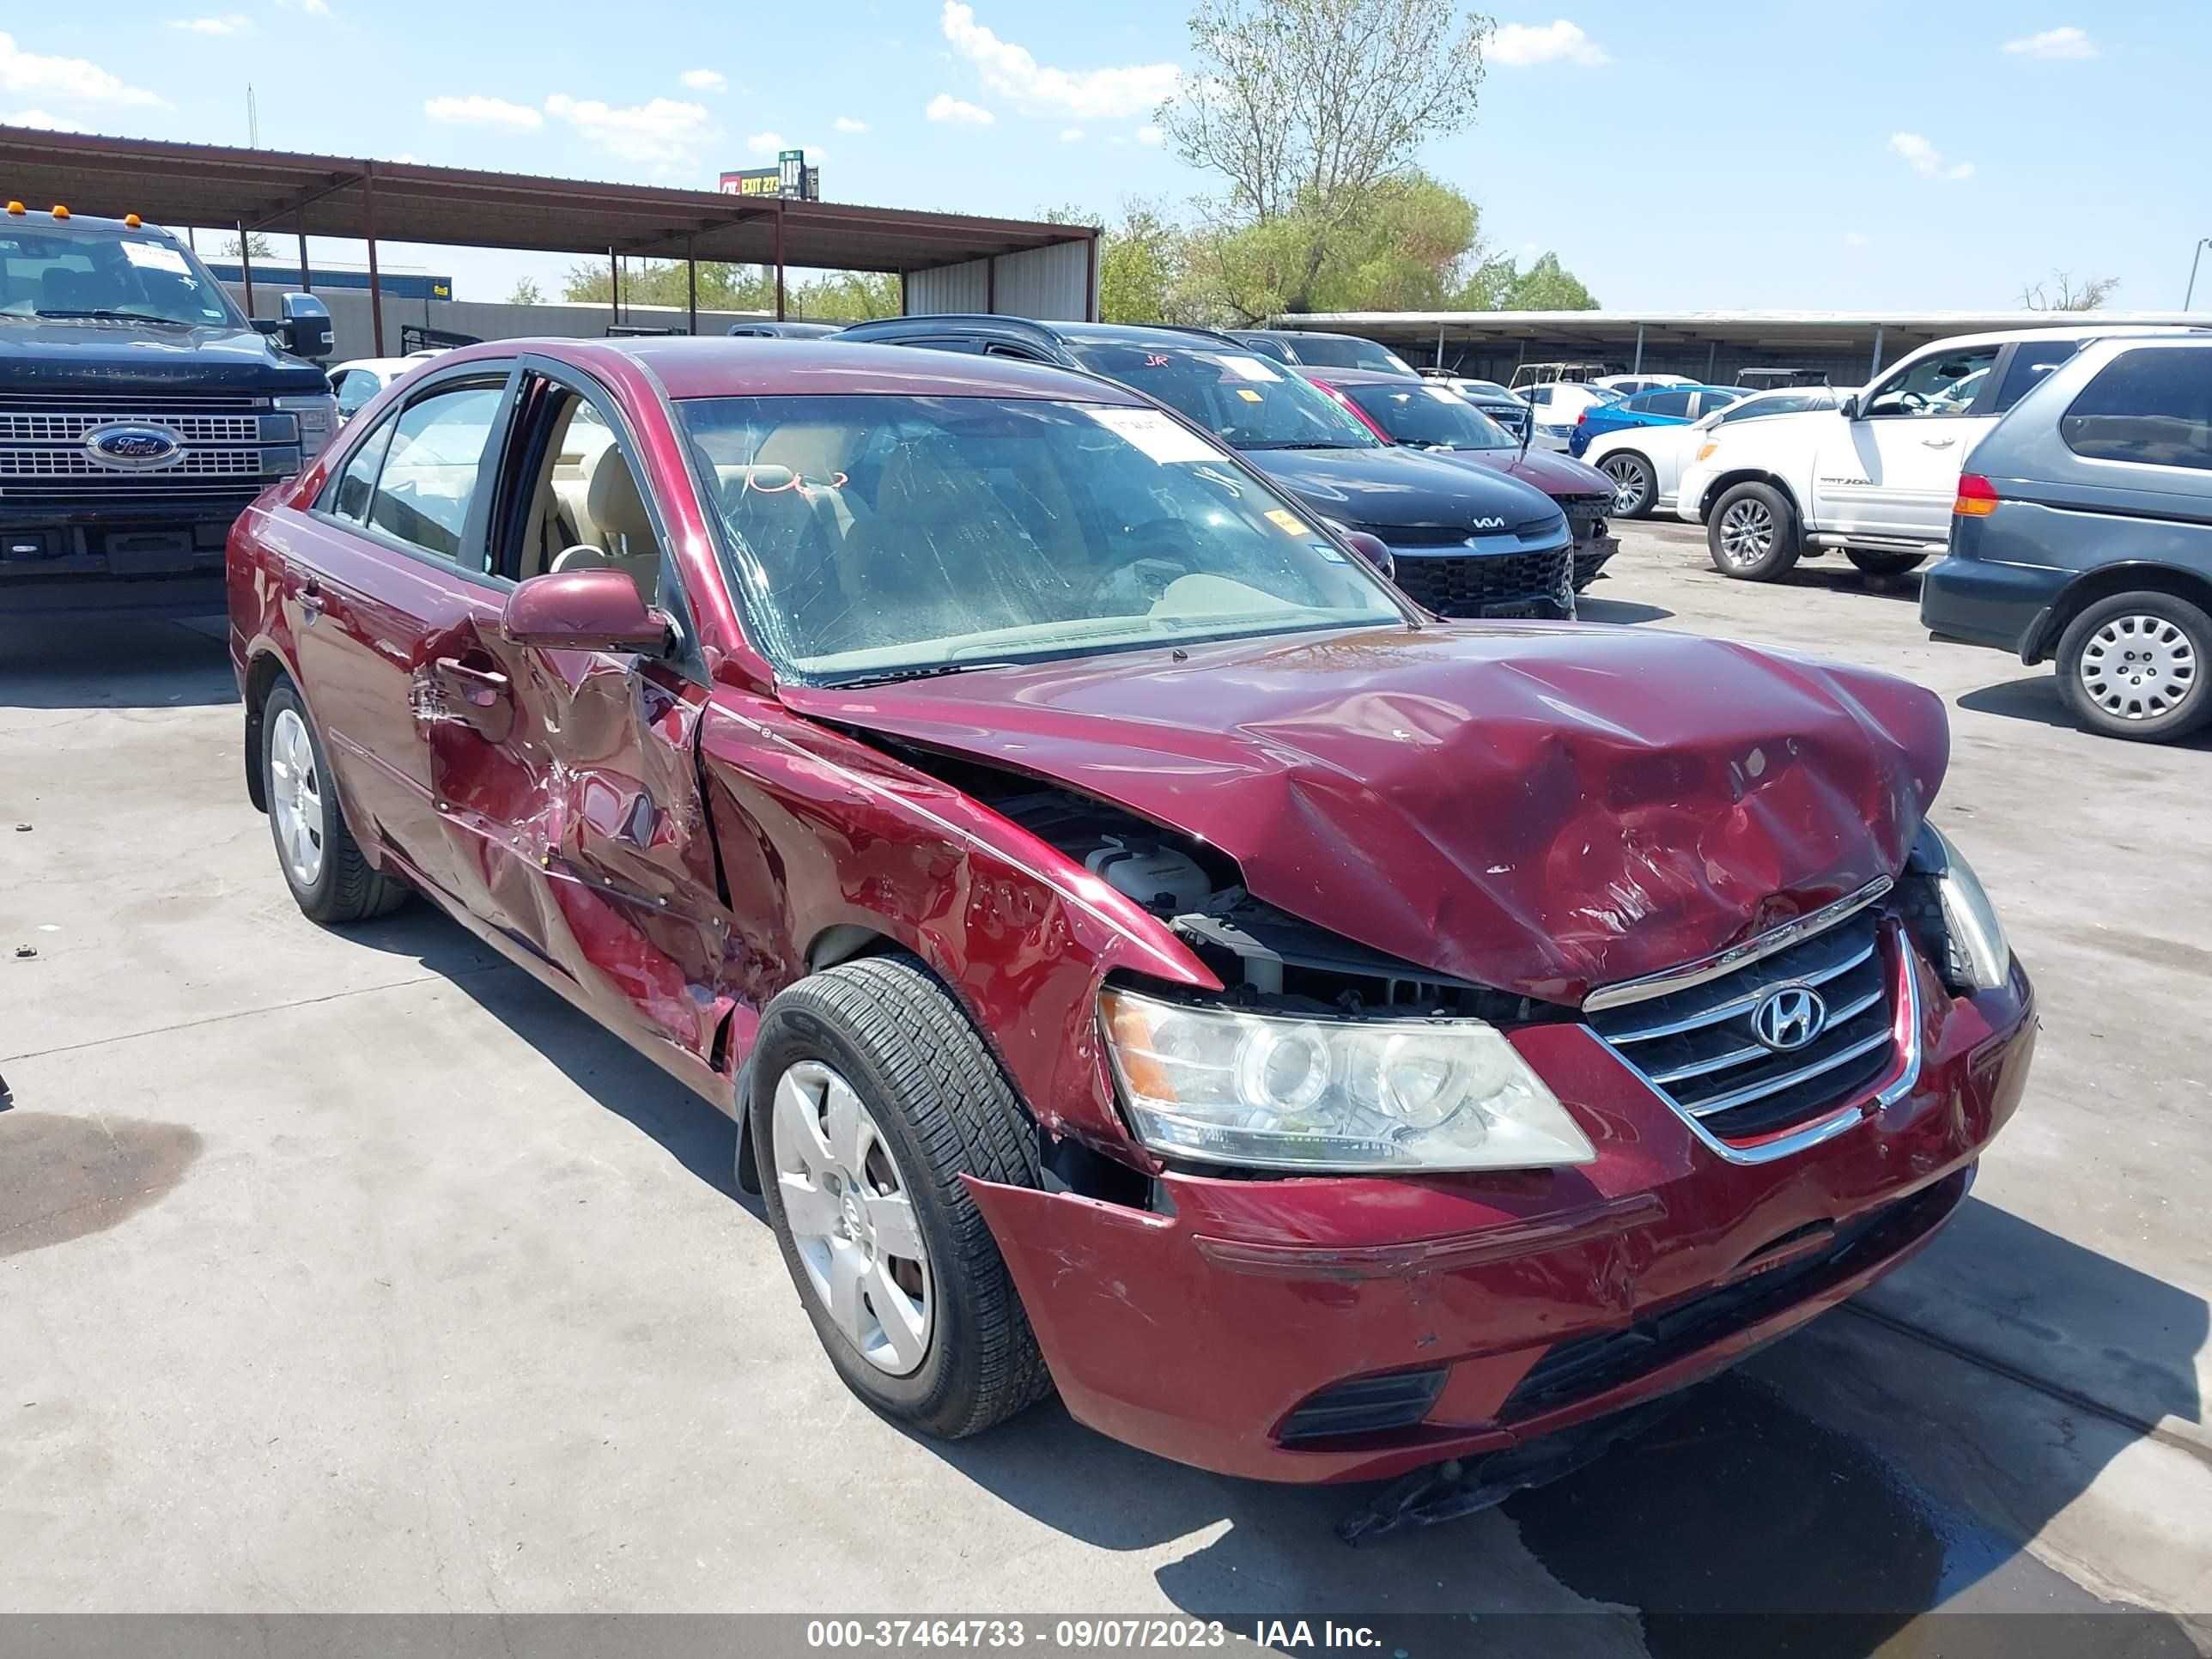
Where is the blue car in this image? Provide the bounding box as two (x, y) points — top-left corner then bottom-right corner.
(1568, 384), (1747, 459)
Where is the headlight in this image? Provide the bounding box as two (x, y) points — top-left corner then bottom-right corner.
(276, 393), (338, 462)
(1099, 988), (1595, 1173)
(1913, 823), (2013, 991)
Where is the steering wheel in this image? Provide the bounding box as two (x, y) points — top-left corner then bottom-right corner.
(1089, 519), (1200, 609)
(1896, 389), (1930, 412)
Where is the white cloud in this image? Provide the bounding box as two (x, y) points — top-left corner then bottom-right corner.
(745, 129), (787, 155)
(3, 107), (86, 131)
(926, 92), (994, 125)
(1058, 126), (1084, 142)
(1843, 230), (1869, 247)
(169, 15), (252, 34)
(1491, 20), (1609, 67)
(2003, 25), (2096, 58)
(1134, 124), (1163, 146)
(0, 31), (167, 107)
(544, 94), (713, 168)
(424, 94), (543, 130)
(939, 2), (1177, 119)
(1889, 131), (1974, 180)
(679, 68), (727, 92)
(276, 0), (333, 13)
(832, 114), (869, 133)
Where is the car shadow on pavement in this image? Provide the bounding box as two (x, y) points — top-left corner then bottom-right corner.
(1957, 673), (2212, 749)
(1574, 595), (1674, 626)
(0, 612), (238, 709)
(341, 905), (750, 1208)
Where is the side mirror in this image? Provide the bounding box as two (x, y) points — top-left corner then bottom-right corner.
(278, 292), (333, 360)
(1340, 530), (1395, 580)
(1836, 393), (1862, 421)
(501, 568), (672, 653)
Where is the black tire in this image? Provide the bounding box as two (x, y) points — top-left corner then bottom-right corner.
(1597, 451), (1656, 519)
(750, 954), (1052, 1439)
(1846, 550), (1928, 578)
(2056, 591), (2212, 744)
(1706, 481), (1801, 580)
(260, 681), (409, 924)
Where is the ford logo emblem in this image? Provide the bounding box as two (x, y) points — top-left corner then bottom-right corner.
(83, 423), (185, 471)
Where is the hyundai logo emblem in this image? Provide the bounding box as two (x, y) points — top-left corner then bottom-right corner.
(83, 423), (184, 471)
(1751, 984), (1827, 1053)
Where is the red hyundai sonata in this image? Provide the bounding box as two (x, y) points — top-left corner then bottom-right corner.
(228, 337), (2034, 1485)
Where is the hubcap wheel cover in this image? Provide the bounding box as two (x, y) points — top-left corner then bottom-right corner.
(269, 707), (326, 888)
(2080, 614), (2197, 720)
(772, 1059), (933, 1376)
(1601, 456), (1649, 513)
(1718, 499), (1775, 567)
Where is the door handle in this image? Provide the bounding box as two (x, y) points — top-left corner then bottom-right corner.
(299, 576), (325, 621)
(1920, 436), (1957, 448)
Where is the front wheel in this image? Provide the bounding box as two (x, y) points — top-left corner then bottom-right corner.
(1846, 550), (1928, 578)
(1598, 452), (1656, 519)
(752, 955), (1053, 1439)
(1706, 482), (1801, 581)
(2056, 591), (2211, 743)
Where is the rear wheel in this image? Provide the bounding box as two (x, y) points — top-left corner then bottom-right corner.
(1598, 452), (1656, 519)
(2057, 591), (2211, 743)
(1707, 482), (1800, 581)
(260, 682), (409, 923)
(752, 955), (1052, 1439)
(1846, 550), (1928, 578)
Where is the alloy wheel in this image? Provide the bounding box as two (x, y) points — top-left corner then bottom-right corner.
(771, 1059), (933, 1376)
(2078, 613), (2197, 721)
(1601, 456), (1649, 514)
(268, 706), (325, 888)
(1717, 499), (1776, 568)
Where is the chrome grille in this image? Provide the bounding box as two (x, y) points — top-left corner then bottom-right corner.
(0, 410), (269, 443)
(0, 447), (275, 479)
(1588, 909), (1899, 1144)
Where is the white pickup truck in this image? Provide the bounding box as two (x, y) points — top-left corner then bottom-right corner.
(1674, 325), (2191, 580)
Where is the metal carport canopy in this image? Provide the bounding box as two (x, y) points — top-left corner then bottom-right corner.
(0, 125), (1092, 270)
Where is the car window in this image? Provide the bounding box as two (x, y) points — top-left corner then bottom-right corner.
(676, 393), (1405, 681)
(1993, 339), (2082, 414)
(1069, 343), (1380, 450)
(2060, 348), (2212, 471)
(1639, 390), (1696, 417)
(1691, 390), (1742, 418)
(0, 222), (239, 326)
(366, 380), (507, 571)
(1715, 392), (1803, 423)
(1342, 381), (1515, 450)
(1863, 346), (2001, 418)
(328, 414), (397, 522)
(332, 369), (380, 418)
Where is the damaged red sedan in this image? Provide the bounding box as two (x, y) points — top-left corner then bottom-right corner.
(228, 339), (2035, 1486)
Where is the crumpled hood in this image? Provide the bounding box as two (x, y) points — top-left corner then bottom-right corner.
(781, 623), (1949, 1005)
(1242, 445), (1564, 532)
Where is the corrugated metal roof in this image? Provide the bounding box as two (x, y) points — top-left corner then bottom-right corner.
(0, 125), (1094, 275)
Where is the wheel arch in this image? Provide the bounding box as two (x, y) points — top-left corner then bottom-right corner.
(240, 642), (299, 813)
(1699, 467), (1802, 522)
(2023, 562), (2212, 665)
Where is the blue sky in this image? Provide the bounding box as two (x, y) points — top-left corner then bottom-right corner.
(4, 2), (2207, 312)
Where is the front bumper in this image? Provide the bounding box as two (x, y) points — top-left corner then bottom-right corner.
(1571, 531), (1618, 590)
(969, 951), (2034, 1484)
(1920, 552), (2067, 659)
(0, 494), (259, 617)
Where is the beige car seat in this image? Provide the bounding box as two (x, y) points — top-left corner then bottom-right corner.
(551, 443), (661, 601)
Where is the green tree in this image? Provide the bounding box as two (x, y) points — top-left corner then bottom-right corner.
(562, 258), (775, 311)
(1455, 250), (1599, 310)
(787, 270), (902, 321)
(506, 277), (545, 306)
(216, 231), (276, 262)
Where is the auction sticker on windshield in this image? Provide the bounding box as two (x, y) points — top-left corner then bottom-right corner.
(121, 240), (191, 273)
(1214, 354), (1283, 382)
(1082, 406), (1220, 465)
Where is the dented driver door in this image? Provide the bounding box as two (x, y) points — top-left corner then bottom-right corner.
(420, 365), (736, 1073)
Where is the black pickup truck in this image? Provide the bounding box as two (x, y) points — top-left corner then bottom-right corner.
(1, 205), (336, 616)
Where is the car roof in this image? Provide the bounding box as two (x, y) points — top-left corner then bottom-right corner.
(1053, 319), (1247, 349)
(1899, 325), (2206, 356)
(454, 336), (1156, 404)
(1300, 367), (1426, 386)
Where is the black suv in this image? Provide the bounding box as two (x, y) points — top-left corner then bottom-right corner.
(836, 316), (1576, 620)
